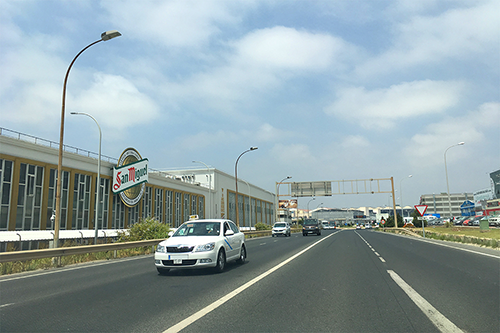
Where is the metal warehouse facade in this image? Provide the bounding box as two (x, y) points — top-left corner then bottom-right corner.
(0, 129), (275, 249)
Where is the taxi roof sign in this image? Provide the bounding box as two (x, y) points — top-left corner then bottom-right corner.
(414, 205), (428, 216)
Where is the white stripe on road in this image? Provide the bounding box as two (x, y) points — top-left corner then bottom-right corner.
(387, 270), (463, 333)
(163, 232), (339, 333)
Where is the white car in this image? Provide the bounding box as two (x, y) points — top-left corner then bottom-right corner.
(272, 222), (291, 237)
(154, 219), (246, 275)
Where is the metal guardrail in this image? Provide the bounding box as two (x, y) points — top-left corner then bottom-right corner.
(0, 239), (164, 263)
(0, 229), (303, 263)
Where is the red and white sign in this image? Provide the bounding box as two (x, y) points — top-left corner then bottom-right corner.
(414, 205), (428, 216)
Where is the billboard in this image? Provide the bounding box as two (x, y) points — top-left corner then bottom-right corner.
(279, 199), (298, 209)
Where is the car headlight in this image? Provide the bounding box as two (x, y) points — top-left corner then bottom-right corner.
(156, 244), (165, 253)
(194, 242), (215, 252)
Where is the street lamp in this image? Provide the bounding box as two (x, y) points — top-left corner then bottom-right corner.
(71, 112), (101, 244)
(234, 147), (258, 227)
(444, 142), (465, 219)
(53, 30), (121, 248)
(312, 202), (323, 219)
(306, 198), (316, 218)
(193, 161), (212, 219)
(399, 175), (412, 218)
(275, 176), (292, 223)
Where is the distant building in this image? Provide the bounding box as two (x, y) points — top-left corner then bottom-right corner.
(419, 193), (473, 217)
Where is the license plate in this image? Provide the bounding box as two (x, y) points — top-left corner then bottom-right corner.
(173, 259), (183, 264)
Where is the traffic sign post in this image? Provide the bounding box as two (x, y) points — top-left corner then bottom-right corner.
(414, 205), (428, 237)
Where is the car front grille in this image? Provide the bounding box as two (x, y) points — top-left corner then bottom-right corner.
(162, 259), (197, 266)
(167, 246), (195, 253)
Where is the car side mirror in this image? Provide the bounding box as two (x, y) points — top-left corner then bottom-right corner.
(225, 230), (235, 236)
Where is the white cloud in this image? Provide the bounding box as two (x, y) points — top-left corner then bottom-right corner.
(357, 0), (500, 77)
(407, 102), (500, 166)
(233, 26), (347, 72)
(340, 135), (370, 149)
(72, 73), (159, 130)
(102, 0), (244, 49)
(325, 80), (465, 129)
(166, 26), (357, 114)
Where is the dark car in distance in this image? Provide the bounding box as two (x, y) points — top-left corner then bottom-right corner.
(303, 218), (321, 236)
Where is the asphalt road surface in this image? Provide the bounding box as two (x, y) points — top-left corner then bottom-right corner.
(1, 229), (499, 332)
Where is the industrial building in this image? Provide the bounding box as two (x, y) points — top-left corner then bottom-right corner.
(0, 129), (275, 246)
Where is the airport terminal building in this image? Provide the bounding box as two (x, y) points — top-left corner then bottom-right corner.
(0, 129), (275, 241)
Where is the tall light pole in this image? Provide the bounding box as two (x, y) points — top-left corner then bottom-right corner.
(71, 112), (102, 244)
(306, 197), (316, 218)
(193, 161), (212, 219)
(275, 176), (292, 223)
(444, 142), (465, 219)
(54, 30), (121, 248)
(399, 175), (412, 218)
(234, 147), (258, 227)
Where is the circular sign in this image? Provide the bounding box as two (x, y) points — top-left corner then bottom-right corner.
(117, 148), (146, 207)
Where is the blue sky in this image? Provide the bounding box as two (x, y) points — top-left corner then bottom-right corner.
(1, 0), (499, 210)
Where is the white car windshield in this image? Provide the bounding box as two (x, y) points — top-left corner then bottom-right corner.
(274, 223), (286, 228)
(173, 222), (220, 237)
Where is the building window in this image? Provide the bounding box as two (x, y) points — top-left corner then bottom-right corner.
(0, 159), (14, 230)
(183, 193), (190, 222)
(165, 190), (173, 226)
(238, 193), (244, 227)
(155, 188), (164, 222)
(72, 173), (91, 230)
(198, 196), (205, 219)
(112, 194), (125, 229)
(175, 192), (182, 226)
(93, 177), (110, 230)
(16, 163), (44, 230)
(191, 194), (197, 216)
(142, 186), (152, 219)
(228, 191), (236, 223)
(47, 169), (69, 230)
(128, 204), (139, 226)
(256, 200), (262, 223)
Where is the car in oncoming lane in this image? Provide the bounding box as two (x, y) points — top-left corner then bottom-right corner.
(272, 222), (291, 237)
(154, 219), (246, 275)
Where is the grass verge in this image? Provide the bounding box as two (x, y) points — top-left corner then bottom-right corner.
(0, 246), (152, 276)
(380, 226), (500, 249)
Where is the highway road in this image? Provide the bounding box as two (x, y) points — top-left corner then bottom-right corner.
(1, 229), (499, 332)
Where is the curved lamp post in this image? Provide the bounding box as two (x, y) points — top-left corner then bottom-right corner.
(307, 197), (316, 218)
(399, 175), (412, 218)
(444, 142), (465, 219)
(234, 147), (258, 227)
(71, 112), (101, 244)
(193, 161), (212, 219)
(53, 30), (121, 248)
(275, 176), (292, 223)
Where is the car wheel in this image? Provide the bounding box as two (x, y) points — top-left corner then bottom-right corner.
(157, 267), (170, 275)
(236, 244), (246, 264)
(214, 249), (226, 273)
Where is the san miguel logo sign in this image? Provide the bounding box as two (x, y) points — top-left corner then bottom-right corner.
(112, 148), (148, 207)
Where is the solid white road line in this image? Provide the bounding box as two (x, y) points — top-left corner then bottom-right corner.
(163, 232), (339, 333)
(387, 270), (463, 333)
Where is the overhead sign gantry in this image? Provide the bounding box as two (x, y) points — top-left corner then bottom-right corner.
(276, 177), (399, 227)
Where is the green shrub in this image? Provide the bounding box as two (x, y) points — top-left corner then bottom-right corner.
(117, 217), (170, 242)
(255, 222), (272, 231)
